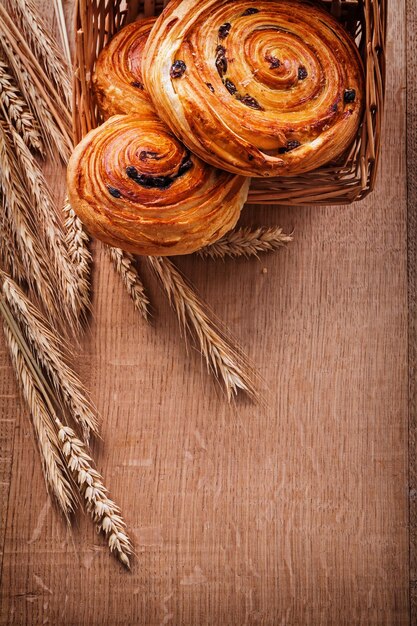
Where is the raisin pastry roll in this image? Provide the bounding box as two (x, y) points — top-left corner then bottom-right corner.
(143, 0), (364, 177)
(93, 18), (157, 120)
(67, 115), (249, 256)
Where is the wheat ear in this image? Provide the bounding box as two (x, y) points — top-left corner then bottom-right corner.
(0, 122), (62, 323)
(0, 213), (25, 282)
(0, 300), (75, 518)
(0, 33), (71, 161)
(1, 273), (98, 441)
(8, 0), (72, 111)
(0, 55), (43, 154)
(63, 199), (92, 321)
(109, 247), (150, 321)
(199, 226), (293, 260)
(148, 257), (259, 400)
(58, 425), (132, 569)
(5, 122), (85, 329)
(1, 278), (131, 567)
(0, 192), (57, 315)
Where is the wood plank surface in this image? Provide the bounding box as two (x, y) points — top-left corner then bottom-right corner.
(0, 1), (410, 624)
(407, 0), (417, 621)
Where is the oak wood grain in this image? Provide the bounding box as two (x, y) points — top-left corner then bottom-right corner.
(0, 1), (410, 624)
(407, 0), (417, 620)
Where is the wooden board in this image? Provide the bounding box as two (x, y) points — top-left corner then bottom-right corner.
(0, 1), (410, 624)
(407, 0), (417, 621)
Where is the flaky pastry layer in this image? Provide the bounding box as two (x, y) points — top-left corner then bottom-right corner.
(93, 18), (157, 120)
(67, 115), (249, 256)
(143, 0), (364, 177)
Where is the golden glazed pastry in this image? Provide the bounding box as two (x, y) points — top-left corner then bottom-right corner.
(93, 18), (157, 119)
(143, 0), (364, 177)
(67, 115), (249, 256)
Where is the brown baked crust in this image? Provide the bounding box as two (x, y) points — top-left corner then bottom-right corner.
(93, 18), (157, 120)
(143, 0), (364, 177)
(67, 115), (249, 256)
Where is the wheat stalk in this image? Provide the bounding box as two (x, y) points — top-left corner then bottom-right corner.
(0, 209), (25, 282)
(0, 55), (43, 154)
(1, 273), (98, 441)
(0, 24), (71, 161)
(0, 302), (75, 518)
(63, 199), (92, 321)
(109, 247), (150, 321)
(0, 195), (60, 323)
(0, 122), (63, 323)
(199, 226), (293, 260)
(58, 424), (132, 568)
(8, 0), (72, 111)
(148, 257), (259, 400)
(0, 3), (72, 126)
(0, 277), (131, 566)
(0, 18), (91, 327)
(0, 36), (70, 161)
(52, 0), (72, 67)
(4, 122), (85, 329)
(0, 2), (130, 566)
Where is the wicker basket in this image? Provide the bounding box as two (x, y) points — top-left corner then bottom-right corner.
(72, 0), (386, 206)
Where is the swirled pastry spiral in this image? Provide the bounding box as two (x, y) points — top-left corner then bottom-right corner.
(67, 115), (249, 256)
(93, 18), (157, 119)
(143, 0), (364, 177)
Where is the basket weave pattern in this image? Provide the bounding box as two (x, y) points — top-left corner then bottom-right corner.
(73, 0), (386, 206)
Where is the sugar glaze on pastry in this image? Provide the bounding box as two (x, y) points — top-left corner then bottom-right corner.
(93, 18), (157, 119)
(143, 0), (364, 177)
(67, 115), (249, 256)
